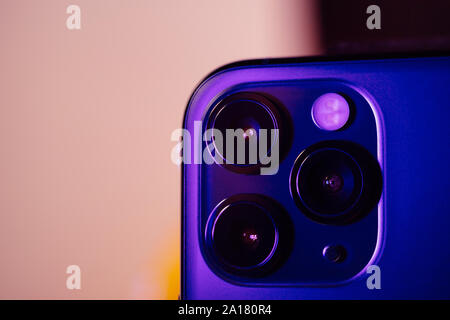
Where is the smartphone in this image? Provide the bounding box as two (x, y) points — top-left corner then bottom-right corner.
(181, 53), (450, 299)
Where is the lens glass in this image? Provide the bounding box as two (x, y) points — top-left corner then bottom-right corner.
(297, 148), (363, 215)
(213, 98), (275, 131)
(212, 202), (277, 269)
(210, 94), (278, 166)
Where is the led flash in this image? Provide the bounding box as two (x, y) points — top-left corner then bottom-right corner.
(311, 93), (350, 131)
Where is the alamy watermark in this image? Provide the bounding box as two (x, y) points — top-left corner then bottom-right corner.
(170, 121), (280, 175)
(366, 265), (381, 290)
(66, 265), (81, 290)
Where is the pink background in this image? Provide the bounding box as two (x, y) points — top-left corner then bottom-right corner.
(0, 0), (321, 299)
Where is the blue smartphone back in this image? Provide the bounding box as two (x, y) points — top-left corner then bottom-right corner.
(182, 55), (450, 299)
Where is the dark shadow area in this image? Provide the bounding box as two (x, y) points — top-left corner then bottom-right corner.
(319, 0), (450, 54)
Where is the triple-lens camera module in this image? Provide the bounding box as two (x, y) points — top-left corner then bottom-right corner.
(202, 85), (383, 283)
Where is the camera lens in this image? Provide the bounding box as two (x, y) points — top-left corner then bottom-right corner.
(297, 148), (363, 215)
(207, 92), (291, 174)
(290, 140), (382, 225)
(212, 203), (277, 268)
(206, 195), (293, 277)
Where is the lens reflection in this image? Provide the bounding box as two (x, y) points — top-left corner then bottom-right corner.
(212, 202), (277, 269)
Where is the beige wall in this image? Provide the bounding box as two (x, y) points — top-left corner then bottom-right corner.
(0, 0), (321, 299)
